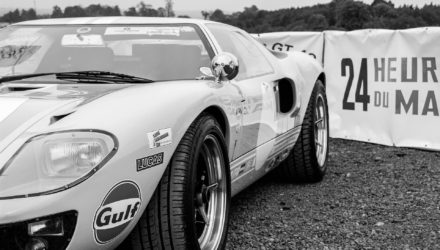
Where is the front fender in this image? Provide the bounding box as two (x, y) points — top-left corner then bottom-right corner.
(42, 80), (241, 248)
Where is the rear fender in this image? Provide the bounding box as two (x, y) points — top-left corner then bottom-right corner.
(277, 51), (324, 124)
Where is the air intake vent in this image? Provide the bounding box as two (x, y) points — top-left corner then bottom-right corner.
(7, 86), (41, 92)
(50, 112), (74, 125)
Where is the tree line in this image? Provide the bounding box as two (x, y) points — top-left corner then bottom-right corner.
(1, 0), (440, 32)
(206, 0), (440, 32)
(0, 2), (177, 24)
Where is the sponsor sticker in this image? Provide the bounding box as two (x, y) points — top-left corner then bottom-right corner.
(147, 128), (172, 148)
(105, 27), (181, 36)
(136, 152), (164, 172)
(93, 181), (141, 244)
(105, 27), (150, 35)
(62, 34), (104, 46)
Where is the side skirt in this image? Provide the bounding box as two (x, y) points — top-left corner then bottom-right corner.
(230, 126), (301, 197)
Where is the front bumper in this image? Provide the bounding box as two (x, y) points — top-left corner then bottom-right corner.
(0, 187), (102, 250)
(0, 211), (77, 250)
(0, 174), (145, 250)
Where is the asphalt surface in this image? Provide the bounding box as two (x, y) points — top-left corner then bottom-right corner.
(226, 138), (440, 249)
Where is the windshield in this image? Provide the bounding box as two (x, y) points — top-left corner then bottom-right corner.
(0, 24), (213, 82)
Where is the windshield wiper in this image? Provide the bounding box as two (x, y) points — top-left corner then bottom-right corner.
(56, 71), (154, 83)
(0, 72), (56, 83)
(0, 71), (154, 84)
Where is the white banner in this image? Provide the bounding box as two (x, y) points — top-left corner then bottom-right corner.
(325, 28), (440, 150)
(254, 32), (324, 65)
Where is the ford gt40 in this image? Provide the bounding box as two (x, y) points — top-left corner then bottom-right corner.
(0, 17), (329, 250)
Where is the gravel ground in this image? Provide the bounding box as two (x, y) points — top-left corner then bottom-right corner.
(226, 138), (440, 250)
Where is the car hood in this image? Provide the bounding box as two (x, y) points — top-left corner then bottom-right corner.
(0, 83), (131, 153)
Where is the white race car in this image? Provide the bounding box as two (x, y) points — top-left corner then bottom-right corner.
(0, 17), (329, 250)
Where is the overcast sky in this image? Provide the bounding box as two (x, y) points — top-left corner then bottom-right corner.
(2, 0), (438, 12)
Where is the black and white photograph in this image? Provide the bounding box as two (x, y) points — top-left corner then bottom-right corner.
(0, 0), (439, 249)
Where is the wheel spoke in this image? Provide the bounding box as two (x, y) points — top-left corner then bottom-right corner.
(206, 183), (219, 193)
(315, 140), (322, 147)
(315, 118), (324, 125)
(197, 205), (209, 225)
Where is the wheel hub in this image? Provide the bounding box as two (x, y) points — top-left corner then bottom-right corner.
(314, 94), (328, 168)
(193, 134), (227, 250)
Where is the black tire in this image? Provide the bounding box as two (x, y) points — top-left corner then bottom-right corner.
(277, 80), (329, 182)
(128, 114), (231, 250)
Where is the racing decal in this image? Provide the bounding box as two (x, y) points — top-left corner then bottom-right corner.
(136, 152), (164, 171)
(105, 27), (151, 35)
(264, 127), (301, 172)
(267, 128), (299, 159)
(104, 27), (184, 36)
(231, 154), (256, 182)
(62, 34), (104, 46)
(147, 128), (172, 149)
(93, 181), (141, 244)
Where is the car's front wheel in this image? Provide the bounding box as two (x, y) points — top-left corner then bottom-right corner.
(128, 114), (230, 250)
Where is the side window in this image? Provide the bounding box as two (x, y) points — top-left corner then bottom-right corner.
(206, 24), (273, 80)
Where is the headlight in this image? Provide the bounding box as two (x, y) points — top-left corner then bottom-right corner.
(0, 130), (117, 199)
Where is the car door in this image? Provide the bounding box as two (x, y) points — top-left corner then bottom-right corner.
(205, 24), (279, 160)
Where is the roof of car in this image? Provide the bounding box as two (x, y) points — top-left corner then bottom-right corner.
(13, 17), (217, 26)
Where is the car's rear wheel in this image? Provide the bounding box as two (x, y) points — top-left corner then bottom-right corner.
(277, 79), (329, 182)
(128, 114), (230, 250)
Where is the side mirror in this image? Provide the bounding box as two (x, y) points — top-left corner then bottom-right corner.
(210, 52), (239, 82)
